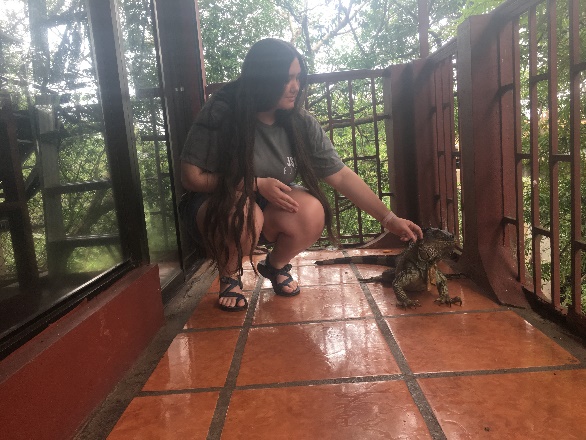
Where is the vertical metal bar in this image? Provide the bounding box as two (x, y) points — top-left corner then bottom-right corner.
(447, 57), (460, 241)
(85, 0), (149, 263)
(369, 77), (383, 203)
(499, 18), (522, 280)
(547, 0), (561, 308)
(434, 63), (448, 230)
(513, 17), (526, 286)
(528, 5), (543, 297)
(441, 59), (456, 235)
(568, 0), (583, 314)
(347, 79), (364, 242)
(442, 60), (452, 230)
(325, 82), (341, 238)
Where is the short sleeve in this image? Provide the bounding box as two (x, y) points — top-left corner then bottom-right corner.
(180, 98), (231, 173)
(301, 110), (345, 178)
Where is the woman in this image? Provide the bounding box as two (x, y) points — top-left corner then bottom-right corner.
(180, 38), (422, 312)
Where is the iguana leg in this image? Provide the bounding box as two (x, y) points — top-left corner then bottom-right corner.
(433, 271), (462, 306)
(392, 272), (421, 309)
(358, 269), (395, 285)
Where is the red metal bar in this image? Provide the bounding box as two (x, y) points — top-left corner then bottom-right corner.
(431, 63), (447, 229)
(546, 0), (561, 308)
(528, 5), (544, 299)
(446, 59), (460, 242)
(386, 64), (419, 221)
(512, 17), (527, 286)
(413, 59), (441, 227)
(456, 14), (527, 307)
(568, 0), (584, 316)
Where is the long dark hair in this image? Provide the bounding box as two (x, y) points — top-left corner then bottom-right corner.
(202, 38), (336, 275)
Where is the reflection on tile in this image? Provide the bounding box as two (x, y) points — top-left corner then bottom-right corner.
(237, 321), (400, 385)
(184, 292), (250, 329)
(419, 369), (586, 439)
(222, 381), (431, 439)
(254, 283), (371, 324)
(206, 276), (220, 294)
(239, 269), (259, 289)
(257, 264), (359, 289)
(345, 248), (402, 257)
(370, 278), (500, 316)
(387, 311), (579, 373)
(107, 393), (217, 440)
(291, 249), (345, 266)
(143, 330), (239, 390)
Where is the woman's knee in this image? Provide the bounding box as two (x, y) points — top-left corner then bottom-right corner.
(287, 190), (325, 235)
(298, 192), (325, 226)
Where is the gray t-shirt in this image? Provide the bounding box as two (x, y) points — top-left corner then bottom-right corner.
(181, 98), (344, 185)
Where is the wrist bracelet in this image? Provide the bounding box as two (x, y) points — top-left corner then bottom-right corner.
(381, 211), (397, 228)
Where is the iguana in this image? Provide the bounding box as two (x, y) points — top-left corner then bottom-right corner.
(315, 227), (462, 309)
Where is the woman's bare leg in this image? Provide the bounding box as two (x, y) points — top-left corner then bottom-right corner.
(261, 188), (325, 294)
(196, 199), (264, 308)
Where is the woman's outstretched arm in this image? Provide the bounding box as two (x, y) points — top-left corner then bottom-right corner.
(323, 166), (422, 242)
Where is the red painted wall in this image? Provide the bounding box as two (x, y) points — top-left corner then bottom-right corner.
(0, 264), (164, 440)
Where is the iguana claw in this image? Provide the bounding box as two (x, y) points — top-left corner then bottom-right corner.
(397, 299), (421, 309)
(434, 296), (462, 307)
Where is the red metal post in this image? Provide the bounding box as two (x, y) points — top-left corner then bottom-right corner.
(456, 14), (528, 307)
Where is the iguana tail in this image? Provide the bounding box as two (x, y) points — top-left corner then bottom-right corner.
(314, 254), (398, 267)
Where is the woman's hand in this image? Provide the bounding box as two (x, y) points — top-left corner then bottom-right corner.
(384, 213), (423, 242)
(256, 177), (299, 213)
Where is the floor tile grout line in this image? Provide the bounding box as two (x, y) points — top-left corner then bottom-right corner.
(138, 387), (223, 396)
(134, 362), (586, 398)
(413, 362), (586, 378)
(384, 307), (509, 318)
(233, 374), (406, 390)
(345, 253), (447, 440)
(179, 308), (511, 334)
(206, 274), (264, 440)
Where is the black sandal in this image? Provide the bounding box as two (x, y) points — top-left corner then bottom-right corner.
(257, 254), (301, 297)
(219, 276), (248, 312)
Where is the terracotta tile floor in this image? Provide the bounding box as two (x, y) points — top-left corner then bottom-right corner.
(104, 249), (586, 440)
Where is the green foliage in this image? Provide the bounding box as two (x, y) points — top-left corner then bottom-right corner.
(198, 0), (287, 83)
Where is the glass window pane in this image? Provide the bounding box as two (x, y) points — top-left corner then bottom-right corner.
(0, 0), (125, 341)
(117, 0), (181, 288)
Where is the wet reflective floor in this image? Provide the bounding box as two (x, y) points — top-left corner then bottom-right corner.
(90, 249), (586, 439)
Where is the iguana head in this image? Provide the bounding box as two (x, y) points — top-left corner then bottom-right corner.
(414, 227), (455, 262)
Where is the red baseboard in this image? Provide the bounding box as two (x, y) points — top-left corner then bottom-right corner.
(0, 264), (164, 440)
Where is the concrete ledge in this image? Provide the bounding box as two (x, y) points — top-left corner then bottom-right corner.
(0, 264), (164, 440)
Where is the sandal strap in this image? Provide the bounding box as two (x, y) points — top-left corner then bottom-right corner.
(219, 276), (248, 305)
(220, 275), (243, 290)
(274, 263), (293, 276)
(262, 256), (292, 276)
